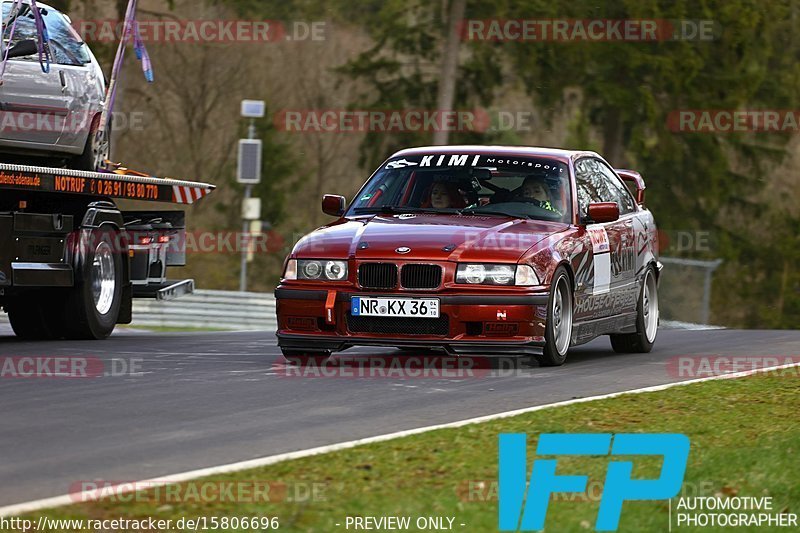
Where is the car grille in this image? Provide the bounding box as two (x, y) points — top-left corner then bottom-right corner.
(346, 314), (450, 336)
(358, 263), (398, 289)
(401, 264), (442, 289)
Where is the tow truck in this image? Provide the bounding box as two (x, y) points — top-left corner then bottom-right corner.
(0, 162), (215, 339)
(0, 0), (216, 339)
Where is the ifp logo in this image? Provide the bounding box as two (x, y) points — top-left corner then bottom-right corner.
(498, 433), (690, 531)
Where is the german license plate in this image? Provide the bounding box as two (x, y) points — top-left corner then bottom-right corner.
(351, 296), (440, 318)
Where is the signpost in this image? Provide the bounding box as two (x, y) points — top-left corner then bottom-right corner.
(238, 100), (265, 292)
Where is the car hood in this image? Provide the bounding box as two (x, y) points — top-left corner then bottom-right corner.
(292, 214), (567, 263)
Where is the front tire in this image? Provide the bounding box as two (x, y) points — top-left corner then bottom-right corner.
(610, 266), (659, 353)
(536, 267), (573, 367)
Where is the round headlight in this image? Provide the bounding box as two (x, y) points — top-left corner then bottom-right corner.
(324, 260), (347, 280)
(464, 264), (486, 284)
(303, 261), (322, 279)
(489, 265), (515, 285)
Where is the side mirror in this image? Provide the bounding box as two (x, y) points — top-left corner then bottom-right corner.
(322, 194), (346, 217)
(7, 40), (37, 59)
(586, 202), (620, 224)
(615, 168), (646, 204)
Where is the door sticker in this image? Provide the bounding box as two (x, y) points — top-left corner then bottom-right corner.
(588, 225), (610, 295)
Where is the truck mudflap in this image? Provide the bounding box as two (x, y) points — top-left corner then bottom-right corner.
(132, 279), (194, 301)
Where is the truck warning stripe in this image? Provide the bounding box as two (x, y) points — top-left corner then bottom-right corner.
(172, 185), (212, 204)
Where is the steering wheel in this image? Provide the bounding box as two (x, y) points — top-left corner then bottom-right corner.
(482, 180), (514, 203)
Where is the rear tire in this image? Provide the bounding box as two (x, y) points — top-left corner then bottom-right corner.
(536, 266), (573, 367)
(71, 115), (110, 172)
(610, 266), (659, 353)
(7, 290), (63, 340)
(63, 229), (123, 340)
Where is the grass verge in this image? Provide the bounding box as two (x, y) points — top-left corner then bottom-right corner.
(16, 370), (800, 532)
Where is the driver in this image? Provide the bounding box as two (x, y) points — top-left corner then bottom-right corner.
(519, 174), (560, 214)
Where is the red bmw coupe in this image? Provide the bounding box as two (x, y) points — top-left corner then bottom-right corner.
(275, 146), (660, 366)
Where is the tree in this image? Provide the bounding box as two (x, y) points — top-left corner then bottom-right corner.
(208, 0), (800, 320)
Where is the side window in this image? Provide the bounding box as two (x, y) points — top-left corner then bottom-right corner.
(597, 162), (637, 214)
(574, 158), (614, 216)
(2, 4), (89, 65)
(44, 10), (90, 66)
(2, 3), (39, 61)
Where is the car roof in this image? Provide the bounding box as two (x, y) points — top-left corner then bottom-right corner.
(389, 145), (602, 164)
(9, 1), (62, 14)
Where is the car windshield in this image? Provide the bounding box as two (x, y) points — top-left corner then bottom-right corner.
(348, 154), (571, 223)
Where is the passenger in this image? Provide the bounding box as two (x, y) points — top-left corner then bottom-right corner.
(422, 181), (466, 209)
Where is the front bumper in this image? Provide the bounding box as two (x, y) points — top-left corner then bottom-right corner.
(275, 287), (550, 355)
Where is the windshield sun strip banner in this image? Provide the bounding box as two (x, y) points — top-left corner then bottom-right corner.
(384, 154), (567, 173)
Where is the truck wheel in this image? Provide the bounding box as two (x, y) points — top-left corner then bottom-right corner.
(7, 290), (63, 340)
(610, 266), (659, 353)
(536, 266), (573, 367)
(64, 230), (122, 340)
(72, 115), (110, 172)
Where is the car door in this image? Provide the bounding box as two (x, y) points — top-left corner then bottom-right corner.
(44, 7), (100, 151)
(594, 159), (639, 315)
(0, 2), (69, 146)
(573, 157), (632, 320)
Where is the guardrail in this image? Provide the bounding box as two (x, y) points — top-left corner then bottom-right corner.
(1, 258), (720, 332)
(659, 256), (722, 325)
(0, 289), (277, 331)
(131, 289), (277, 330)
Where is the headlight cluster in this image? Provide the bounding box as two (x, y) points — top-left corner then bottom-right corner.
(283, 259), (348, 281)
(455, 263), (539, 286)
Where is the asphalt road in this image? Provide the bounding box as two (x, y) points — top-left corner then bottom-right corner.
(1, 325), (799, 507)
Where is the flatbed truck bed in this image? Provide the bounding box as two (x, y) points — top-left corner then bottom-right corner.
(0, 162), (215, 339)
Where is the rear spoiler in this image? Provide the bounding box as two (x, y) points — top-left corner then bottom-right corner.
(615, 168), (646, 205)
